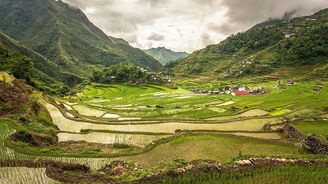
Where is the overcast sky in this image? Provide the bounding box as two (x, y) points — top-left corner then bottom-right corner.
(63, 0), (328, 53)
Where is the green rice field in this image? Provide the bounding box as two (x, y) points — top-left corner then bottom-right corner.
(57, 81), (328, 121)
(293, 120), (328, 137)
(121, 134), (308, 167)
(159, 166), (328, 184)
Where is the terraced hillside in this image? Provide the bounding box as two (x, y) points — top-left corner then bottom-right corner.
(1, 78), (328, 183)
(58, 82), (328, 121)
(166, 8), (328, 79)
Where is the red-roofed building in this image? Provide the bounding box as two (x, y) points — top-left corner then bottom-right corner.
(232, 90), (249, 96)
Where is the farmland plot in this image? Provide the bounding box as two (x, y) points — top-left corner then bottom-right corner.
(72, 104), (106, 117)
(0, 167), (58, 184)
(121, 134), (307, 167)
(58, 132), (170, 147)
(293, 120), (328, 137)
(0, 120), (112, 169)
(206, 109), (269, 120)
(223, 132), (282, 140)
(45, 102), (276, 133)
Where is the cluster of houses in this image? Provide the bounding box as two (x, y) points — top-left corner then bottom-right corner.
(107, 68), (173, 84)
(274, 81), (323, 91)
(282, 17), (318, 39)
(140, 68), (173, 83)
(239, 60), (269, 68)
(149, 74), (172, 83)
(192, 80), (324, 97)
(224, 59), (271, 78)
(159, 76), (172, 83)
(192, 86), (266, 96)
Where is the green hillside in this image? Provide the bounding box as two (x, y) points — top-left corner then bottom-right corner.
(145, 47), (189, 65)
(0, 32), (81, 94)
(166, 9), (328, 79)
(0, 0), (162, 76)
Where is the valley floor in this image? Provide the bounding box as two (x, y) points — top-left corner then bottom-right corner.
(1, 81), (328, 183)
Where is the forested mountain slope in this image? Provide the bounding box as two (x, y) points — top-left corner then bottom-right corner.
(0, 32), (81, 94)
(166, 9), (328, 78)
(0, 0), (162, 76)
(145, 47), (189, 65)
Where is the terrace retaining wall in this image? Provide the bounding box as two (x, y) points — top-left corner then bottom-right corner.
(302, 135), (328, 154)
(1, 158), (328, 184)
(282, 123), (328, 154)
(139, 158), (328, 183)
(282, 123), (305, 140)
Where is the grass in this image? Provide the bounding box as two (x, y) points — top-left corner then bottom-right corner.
(121, 134), (308, 167)
(158, 165), (328, 184)
(293, 120), (328, 138)
(223, 132), (282, 140)
(270, 109), (291, 116)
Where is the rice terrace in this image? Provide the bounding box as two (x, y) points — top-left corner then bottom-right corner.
(1, 0), (328, 183)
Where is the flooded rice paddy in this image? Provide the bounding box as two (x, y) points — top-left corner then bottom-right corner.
(0, 167), (58, 184)
(45, 102), (277, 134)
(58, 132), (170, 147)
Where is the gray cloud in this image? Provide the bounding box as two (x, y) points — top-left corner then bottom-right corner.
(201, 32), (212, 46)
(63, 0), (328, 52)
(141, 0), (167, 7)
(212, 0), (328, 33)
(147, 33), (165, 41)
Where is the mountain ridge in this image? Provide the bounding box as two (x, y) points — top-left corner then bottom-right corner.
(0, 0), (162, 76)
(145, 47), (189, 65)
(165, 8), (328, 79)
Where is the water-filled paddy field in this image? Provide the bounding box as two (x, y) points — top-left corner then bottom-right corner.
(44, 82), (328, 147)
(0, 167), (57, 184)
(45, 102), (277, 133)
(58, 132), (170, 147)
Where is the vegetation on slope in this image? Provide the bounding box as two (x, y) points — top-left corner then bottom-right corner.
(0, 0), (162, 77)
(0, 77), (31, 116)
(92, 65), (166, 84)
(166, 9), (328, 78)
(0, 32), (82, 94)
(293, 120), (328, 140)
(145, 47), (189, 65)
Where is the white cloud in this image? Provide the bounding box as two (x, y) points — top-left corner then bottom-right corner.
(63, 0), (328, 52)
